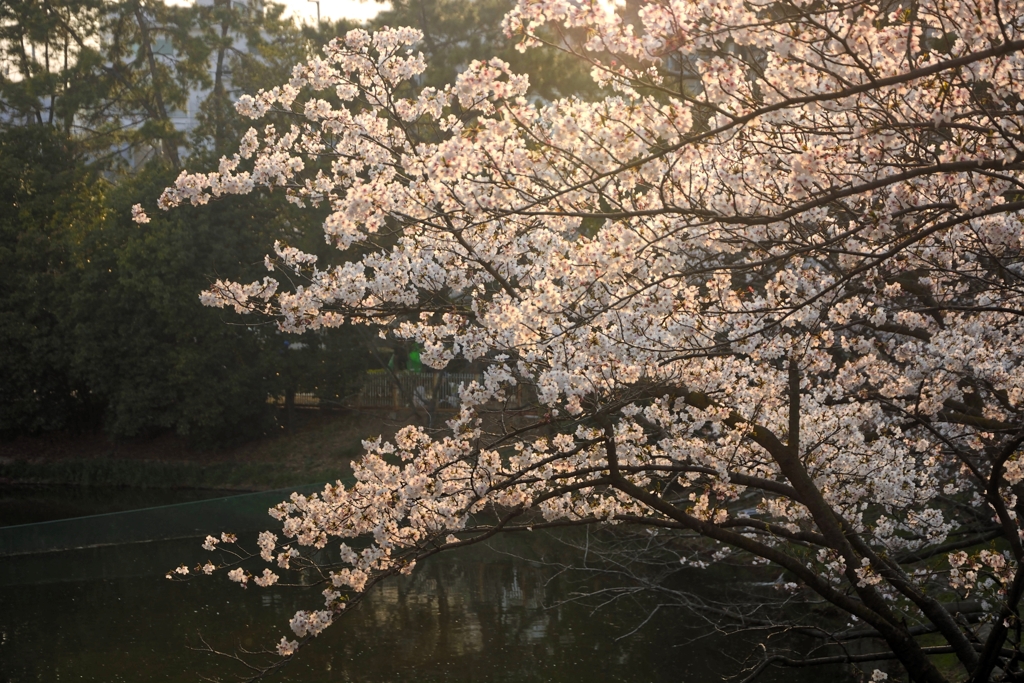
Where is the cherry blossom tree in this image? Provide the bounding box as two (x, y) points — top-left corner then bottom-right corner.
(151, 0), (1024, 679)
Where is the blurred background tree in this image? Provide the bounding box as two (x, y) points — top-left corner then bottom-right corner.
(0, 0), (595, 446)
(367, 0), (596, 98)
(0, 127), (103, 435)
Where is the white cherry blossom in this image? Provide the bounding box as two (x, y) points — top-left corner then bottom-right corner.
(157, 6), (1024, 681)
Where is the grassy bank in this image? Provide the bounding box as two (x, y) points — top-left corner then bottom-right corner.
(0, 410), (404, 492)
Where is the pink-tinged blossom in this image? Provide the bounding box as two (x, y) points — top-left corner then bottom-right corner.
(162, 4), (1024, 677)
(289, 610), (332, 637)
(131, 204), (150, 224)
(276, 548), (300, 569)
(227, 568), (248, 587)
(254, 569), (279, 587)
(257, 531), (277, 562)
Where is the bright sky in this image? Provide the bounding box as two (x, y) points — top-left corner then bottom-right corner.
(273, 0), (390, 24)
(166, 0), (390, 24)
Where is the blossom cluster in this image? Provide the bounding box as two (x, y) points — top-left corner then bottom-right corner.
(948, 550), (1016, 597)
(158, 0), (1024, 675)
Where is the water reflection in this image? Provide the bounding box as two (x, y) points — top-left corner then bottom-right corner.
(0, 498), (849, 683)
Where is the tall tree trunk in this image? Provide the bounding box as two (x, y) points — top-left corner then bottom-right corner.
(133, 3), (180, 167)
(211, 5), (230, 150)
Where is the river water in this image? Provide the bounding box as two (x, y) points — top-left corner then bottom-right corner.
(0, 486), (847, 682)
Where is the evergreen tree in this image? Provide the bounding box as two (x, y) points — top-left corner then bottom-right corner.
(0, 128), (102, 434)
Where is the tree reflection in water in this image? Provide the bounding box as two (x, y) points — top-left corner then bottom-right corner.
(1, 514), (847, 682)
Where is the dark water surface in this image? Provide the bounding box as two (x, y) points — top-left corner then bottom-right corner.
(0, 488), (846, 683)
(0, 484), (243, 527)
